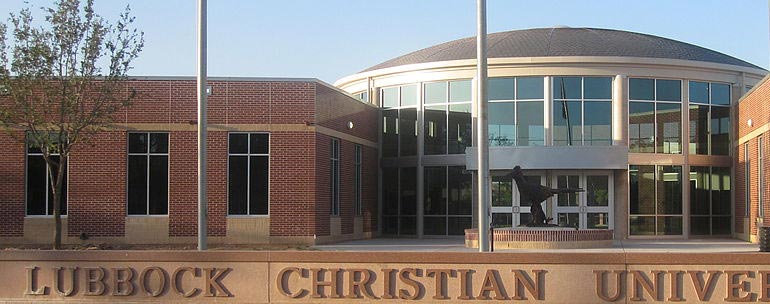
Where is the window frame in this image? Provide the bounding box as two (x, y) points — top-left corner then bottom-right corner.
(628, 77), (684, 154)
(488, 76), (546, 147)
(759, 136), (765, 218)
(330, 138), (341, 216)
(126, 132), (170, 216)
(552, 76), (614, 146)
(354, 144), (362, 216)
(687, 80), (732, 156)
(25, 135), (69, 217)
(227, 132), (271, 217)
(422, 79), (473, 155)
(745, 142), (751, 217)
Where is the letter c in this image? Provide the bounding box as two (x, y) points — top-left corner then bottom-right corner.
(278, 267), (307, 298)
(172, 267), (201, 298)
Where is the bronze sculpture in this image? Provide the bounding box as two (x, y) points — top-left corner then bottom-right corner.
(511, 166), (584, 227)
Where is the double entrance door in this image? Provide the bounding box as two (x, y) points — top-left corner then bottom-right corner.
(491, 170), (613, 229)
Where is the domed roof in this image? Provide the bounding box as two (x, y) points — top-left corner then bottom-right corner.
(362, 27), (762, 72)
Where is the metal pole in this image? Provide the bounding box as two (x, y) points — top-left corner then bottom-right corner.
(197, 0), (208, 251)
(476, 0), (490, 252)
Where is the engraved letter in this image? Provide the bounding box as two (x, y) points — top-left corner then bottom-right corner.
(594, 270), (624, 302)
(172, 267), (201, 298)
(477, 269), (507, 300)
(381, 268), (397, 299)
(688, 270), (720, 301)
(140, 267), (167, 297)
(398, 268), (422, 300)
(760, 271), (770, 302)
(84, 267), (107, 296)
(457, 269), (473, 300)
(630, 270), (664, 301)
(346, 268), (376, 299)
(311, 268), (341, 298)
(53, 267), (77, 296)
(112, 268), (135, 296)
(277, 267), (307, 298)
(426, 269), (453, 300)
(25, 266), (47, 295)
(512, 269), (545, 300)
(203, 268), (231, 297)
(725, 271), (754, 302)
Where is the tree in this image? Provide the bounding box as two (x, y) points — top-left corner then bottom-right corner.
(0, 0), (143, 249)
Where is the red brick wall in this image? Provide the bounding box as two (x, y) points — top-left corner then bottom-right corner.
(315, 133), (332, 236)
(67, 131), (126, 237)
(0, 131), (25, 237)
(270, 131), (317, 237)
(736, 77), (770, 236)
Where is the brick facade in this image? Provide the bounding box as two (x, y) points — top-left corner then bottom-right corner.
(0, 78), (379, 244)
(735, 75), (770, 239)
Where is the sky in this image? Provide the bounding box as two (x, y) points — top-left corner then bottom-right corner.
(0, 0), (768, 84)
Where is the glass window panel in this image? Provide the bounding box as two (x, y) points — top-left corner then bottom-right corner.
(448, 217), (472, 235)
(400, 167), (417, 215)
(689, 81), (709, 104)
(26, 156), (47, 215)
(688, 105), (709, 155)
(587, 213), (610, 229)
(629, 78), (654, 100)
(449, 80), (471, 102)
(228, 156), (248, 215)
(128, 155), (148, 215)
(128, 133), (148, 153)
(424, 167), (447, 216)
(655, 79), (681, 102)
(424, 217), (447, 235)
(710, 106), (730, 155)
(489, 102), (515, 146)
(448, 103), (472, 154)
(250, 133), (269, 154)
(492, 175), (512, 207)
(690, 216), (710, 235)
(658, 216), (682, 235)
(630, 165), (655, 215)
(53, 156), (67, 215)
(552, 100), (582, 146)
(382, 87), (399, 108)
(399, 216), (416, 235)
(382, 109), (398, 157)
(149, 133), (168, 153)
(629, 216), (655, 235)
(658, 166), (682, 215)
(400, 85), (418, 106)
(556, 175), (579, 207)
(711, 216), (731, 235)
(424, 82), (447, 104)
(148, 155), (168, 215)
(492, 213), (512, 228)
(689, 166), (710, 215)
(710, 83), (730, 105)
(558, 213), (579, 228)
(586, 176), (609, 207)
(250, 156), (269, 215)
(629, 102), (655, 153)
(517, 77), (544, 99)
(382, 216), (398, 234)
(517, 101), (544, 146)
(399, 108), (417, 156)
(584, 100), (612, 146)
(519, 213), (532, 226)
(382, 168), (399, 216)
(229, 133), (248, 154)
(553, 77), (581, 99)
(656, 103), (681, 154)
(711, 167), (731, 215)
(424, 105), (447, 155)
(489, 78), (514, 101)
(583, 77), (612, 99)
(448, 166), (472, 215)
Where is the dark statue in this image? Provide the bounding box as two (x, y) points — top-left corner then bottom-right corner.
(511, 166), (584, 227)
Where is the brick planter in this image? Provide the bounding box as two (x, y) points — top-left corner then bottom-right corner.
(465, 227), (614, 249)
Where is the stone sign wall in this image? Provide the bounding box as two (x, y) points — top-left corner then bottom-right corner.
(0, 251), (769, 303)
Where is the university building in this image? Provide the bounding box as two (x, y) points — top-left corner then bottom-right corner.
(0, 27), (768, 245)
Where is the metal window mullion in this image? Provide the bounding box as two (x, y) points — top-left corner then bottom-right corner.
(246, 134), (251, 215)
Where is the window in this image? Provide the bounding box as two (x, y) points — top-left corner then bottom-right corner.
(352, 91), (369, 103)
(26, 135), (67, 216)
(629, 78), (682, 154)
(381, 84), (418, 157)
(690, 166), (731, 235)
(423, 166), (472, 235)
(354, 144), (362, 216)
(128, 133), (169, 215)
(489, 77), (545, 146)
(553, 77), (612, 146)
(757, 136), (767, 217)
(424, 80), (473, 155)
(629, 165), (683, 235)
(330, 138), (340, 216)
(228, 133), (269, 215)
(688, 81), (731, 155)
(745, 142), (751, 217)
(382, 167), (417, 235)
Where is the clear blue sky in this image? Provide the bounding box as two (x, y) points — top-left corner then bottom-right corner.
(2, 0), (768, 83)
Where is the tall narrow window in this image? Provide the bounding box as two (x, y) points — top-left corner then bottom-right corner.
(745, 142), (751, 217)
(553, 77), (612, 146)
(330, 138), (340, 216)
(354, 144), (362, 216)
(424, 80), (473, 155)
(689, 81), (731, 155)
(26, 134), (67, 216)
(228, 133), (269, 215)
(629, 78), (682, 154)
(128, 132), (169, 215)
(757, 136), (767, 217)
(489, 77), (545, 146)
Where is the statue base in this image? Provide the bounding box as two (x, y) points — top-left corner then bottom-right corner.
(464, 227), (613, 249)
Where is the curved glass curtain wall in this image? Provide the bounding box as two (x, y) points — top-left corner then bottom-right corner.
(552, 77), (613, 146)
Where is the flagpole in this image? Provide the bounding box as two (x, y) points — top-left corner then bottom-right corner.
(197, 0), (208, 251)
(476, 0), (490, 252)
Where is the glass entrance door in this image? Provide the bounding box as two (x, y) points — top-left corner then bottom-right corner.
(551, 171), (613, 229)
(491, 170), (545, 227)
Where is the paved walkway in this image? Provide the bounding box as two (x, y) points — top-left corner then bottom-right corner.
(314, 237), (760, 253)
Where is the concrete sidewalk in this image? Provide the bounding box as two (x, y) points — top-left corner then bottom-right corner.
(314, 237), (760, 253)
